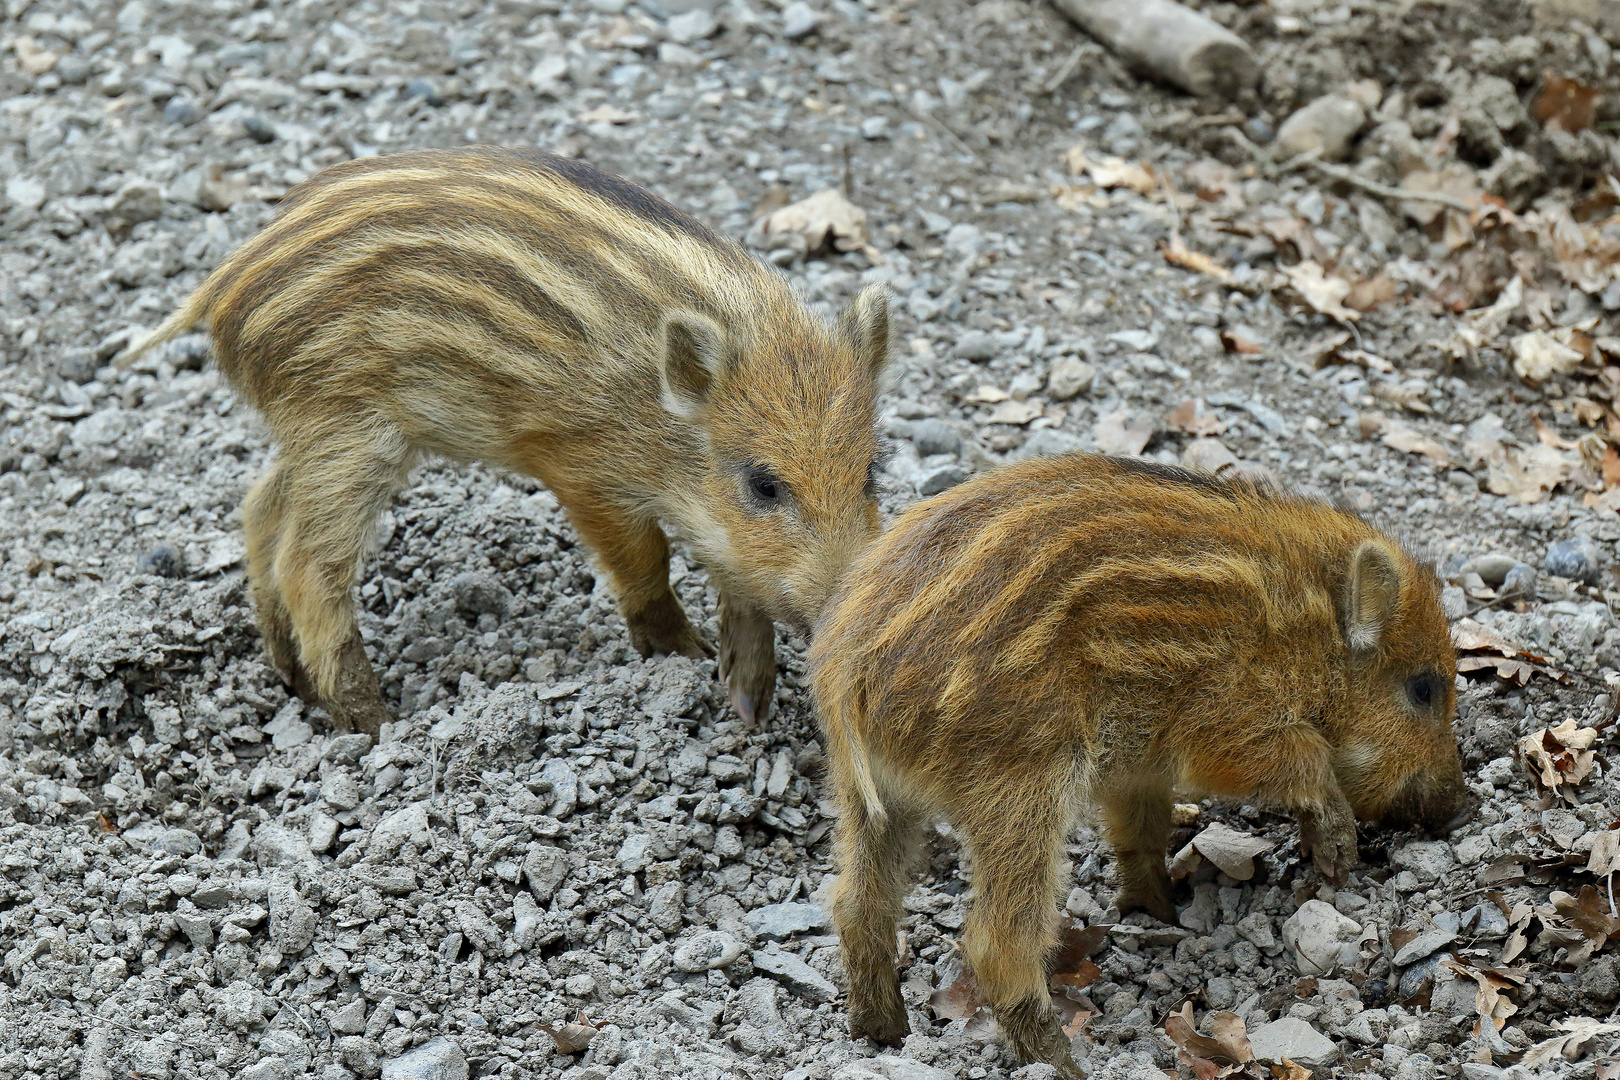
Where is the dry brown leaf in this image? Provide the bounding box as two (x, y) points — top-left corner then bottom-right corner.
(1454, 619), (1563, 685)
(1485, 442), (1574, 504)
(757, 188), (878, 260)
(1062, 146), (1157, 194)
(1050, 915), (1110, 978)
(1533, 74), (1603, 133)
(1586, 826), (1620, 877)
(752, 185), (791, 220)
(1552, 885), (1620, 956)
(1053, 184), (1111, 212)
(1283, 261), (1359, 322)
(1162, 235), (1232, 283)
(1600, 1061), (1620, 1080)
(1513, 330), (1585, 384)
(1271, 1062), (1312, 1080)
(964, 384), (1009, 404)
(1347, 272), (1397, 312)
(1522, 1017), (1620, 1068)
(1259, 218), (1328, 264)
(929, 966), (987, 1021)
(1094, 411), (1155, 456)
(1518, 718), (1602, 801)
(1220, 329), (1262, 355)
(539, 1011), (599, 1053)
(1167, 399), (1229, 437)
(1382, 422), (1452, 466)
(1442, 959), (1521, 1036)
(1165, 1003), (1254, 1080)
(1535, 414), (1583, 450)
(1399, 168), (1484, 227)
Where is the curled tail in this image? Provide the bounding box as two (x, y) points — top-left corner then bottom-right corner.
(114, 286), (215, 370)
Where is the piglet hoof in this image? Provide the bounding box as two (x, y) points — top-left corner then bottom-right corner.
(1299, 807), (1357, 886)
(328, 633), (387, 741)
(1114, 886), (1178, 926)
(626, 593), (713, 661)
(719, 594), (777, 727)
(849, 1006), (910, 1048)
(998, 996), (1081, 1077)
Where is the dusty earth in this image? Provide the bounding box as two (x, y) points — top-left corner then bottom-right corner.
(2, 1), (1619, 1079)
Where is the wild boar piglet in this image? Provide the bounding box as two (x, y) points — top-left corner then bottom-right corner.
(121, 147), (892, 737)
(810, 452), (1474, 1077)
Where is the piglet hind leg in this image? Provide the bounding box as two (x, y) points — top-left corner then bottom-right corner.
(718, 592), (776, 726)
(270, 422), (412, 740)
(959, 779), (1085, 1079)
(832, 796), (924, 1047)
(1096, 774), (1177, 924)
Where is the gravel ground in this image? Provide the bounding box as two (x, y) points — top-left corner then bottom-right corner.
(2, 1), (1619, 1079)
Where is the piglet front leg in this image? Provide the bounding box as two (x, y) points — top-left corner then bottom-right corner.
(718, 592), (776, 727)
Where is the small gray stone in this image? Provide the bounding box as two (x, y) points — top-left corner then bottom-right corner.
(1274, 94), (1366, 162)
(673, 930), (744, 972)
(954, 329), (997, 361)
(174, 903), (214, 948)
(252, 824), (313, 868)
(523, 844), (569, 903)
(448, 571), (511, 618)
(1397, 952), (1447, 1000)
(455, 901), (502, 956)
(512, 892), (543, 950)
(750, 947), (837, 1002)
(779, 0), (820, 38)
(330, 996), (369, 1036)
(269, 875), (317, 955)
(1465, 553), (1517, 586)
(648, 881), (684, 934)
(744, 902), (829, 940)
(241, 1059), (288, 1080)
(1247, 1016), (1339, 1067)
(909, 418), (962, 457)
(1390, 839), (1455, 884)
(136, 544), (185, 578)
(216, 981), (266, 1030)
(1047, 357), (1096, 401)
(369, 802), (430, 857)
(381, 1037), (467, 1080)
(832, 1056), (958, 1080)
(665, 9), (717, 42)
(1392, 921), (1458, 966)
(1016, 429), (1085, 460)
(150, 828), (202, 856)
(1499, 562), (1537, 599)
(1544, 537), (1605, 584)
(917, 463), (970, 496)
(540, 759), (579, 817)
(1281, 900), (1360, 976)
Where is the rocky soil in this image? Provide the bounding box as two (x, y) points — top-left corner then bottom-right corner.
(2, 1), (1619, 1079)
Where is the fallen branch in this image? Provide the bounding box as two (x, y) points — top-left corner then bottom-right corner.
(1050, 0), (1259, 99)
(1280, 153), (1479, 214)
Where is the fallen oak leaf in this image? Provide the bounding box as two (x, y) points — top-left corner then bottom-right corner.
(539, 1011), (599, 1053)
(1535, 414), (1582, 450)
(1521, 1016), (1620, 1068)
(1062, 145), (1157, 194)
(1271, 1061), (1313, 1080)
(1162, 234), (1232, 283)
(754, 188), (879, 261)
(1094, 411), (1155, 456)
(987, 400), (1044, 426)
(1485, 442), (1574, 504)
(1346, 271), (1397, 312)
(1165, 1003), (1253, 1080)
(1513, 330), (1585, 385)
(1166, 398), (1228, 437)
(1517, 718), (1602, 801)
(1220, 329), (1262, 355)
(1382, 421), (1452, 466)
(1283, 261), (1359, 322)
(1533, 74), (1603, 134)
(929, 959), (988, 1022)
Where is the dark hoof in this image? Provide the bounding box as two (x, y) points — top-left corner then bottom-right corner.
(850, 1012), (910, 1048)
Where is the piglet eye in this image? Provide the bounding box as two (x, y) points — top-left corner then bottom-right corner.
(748, 469), (781, 503)
(1405, 673), (1438, 709)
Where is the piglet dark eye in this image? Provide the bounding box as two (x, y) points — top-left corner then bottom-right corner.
(748, 468), (781, 503)
(1405, 672), (1438, 710)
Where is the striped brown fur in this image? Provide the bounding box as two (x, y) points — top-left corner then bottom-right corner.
(122, 147), (892, 736)
(809, 452), (1472, 1075)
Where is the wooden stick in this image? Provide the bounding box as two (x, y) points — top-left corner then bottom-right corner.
(1050, 0), (1259, 99)
(1280, 152), (1480, 214)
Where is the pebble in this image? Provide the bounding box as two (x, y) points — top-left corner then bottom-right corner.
(1543, 537), (1605, 584)
(1390, 839), (1455, 884)
(909, 417), (962, 456)
(1281, 899), (1361, 976)
(163, 98), (201, 124)
(1464, 553), (1517, 586)
(136, 544), (186, 578)
(380, 1038), (468, 1080)
(665, 9), (717, 43)
(917, 463), (971, 495)
(1047, 356), (1095, 400)
(750, 947), (837, 1002)
(1499, 560), (1537, 596)
(449, 571), (510, 617)
(673, 930), (745, 971)
(779, 1), (820, 39)
(954, 329), (997, 361)
(1247, 1017), (1339, 1067)
(743, 901), (829, 940)
(330, 997), (369, 1035)
(832, 1056), (958, 1080)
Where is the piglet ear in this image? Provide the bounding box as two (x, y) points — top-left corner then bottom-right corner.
(660, 311), (731, 418)
(837, 284), (892, 386)
(1344, 540), (1401, 653)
